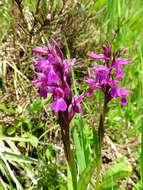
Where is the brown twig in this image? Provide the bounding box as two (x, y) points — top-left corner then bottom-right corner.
(28, 0), (41, 43)
(14, 0), (28, 29)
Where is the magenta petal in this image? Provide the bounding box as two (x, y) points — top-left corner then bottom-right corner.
(115, 58), (129, 65)
(32, 79), (41, 85)
(110, 87), (128, 105)
(75, 104), (82, 114)
(110, 87), (118, 98)
(64, 86), (71, 96)
(87, 88), (93, 96)
(74, 94), (84, 114)
(116, 65), (124, 79)
(89, 52), (105, 60)
(63, 59), (75, 74)
(33, 47), (48, 55)
(75, 94), (84, 104)
(32, 73), (47, 86)
(48, 54), (57, 64)
(68, 104), (74, 120)
(92, 65), (109, 73)
(54, 87), (65, 98)
(85, 77), (102, 91)
(108, 80), (119, 86)
(121, 97), (127, 105)
(40, 87), (47, 98)
(47, 68), (59, 85)
(51, 98), (67, 112)
(117, 88), (128, 96)
(35, 59), (50, 71)
(92, 65), (109, 84)
(85, 77), (96, 85)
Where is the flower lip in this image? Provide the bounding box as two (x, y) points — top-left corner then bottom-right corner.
(35, 59), (50, 71)
(115, 58), (129, 65)
(116, 88), (129, 96)
(92, 65), (109, 73)
(121, 97), (127, 105)
(84, 77), (96, 84)
(89, 52), (105, 60)
(33, 47), (48, 55)
(51, 98), (67, 112)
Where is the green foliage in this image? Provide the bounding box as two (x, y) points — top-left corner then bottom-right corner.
(72, 117), (90, 173)
(77, 159), (97, 190)
(96, 159), (132, 190)
(36, 162), (66, 190)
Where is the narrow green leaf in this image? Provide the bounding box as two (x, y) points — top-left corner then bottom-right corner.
(77, 160), (96, 190)
(72, 121), (86, 173)
(0, 135), (39, 147)
(96, 161), (132, 190)
(67, 152), (77, 190)
(78, 118), (90, 165)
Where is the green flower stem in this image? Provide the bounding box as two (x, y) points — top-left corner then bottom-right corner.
(61, 125), (77, 190)
(97, 95), (108, 185)
(61, 126), (71, 165)
(59, 110), (77, 190)
(98, 96), (108, 147)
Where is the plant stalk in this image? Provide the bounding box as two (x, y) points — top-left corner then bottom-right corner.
(60, 120), (77, 190)
(61, 125), (71, 165)
(96, 95), (108, 185)
(98, 96), (108, 148)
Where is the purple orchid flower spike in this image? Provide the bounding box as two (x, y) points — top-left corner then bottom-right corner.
(85, 43), (129, 105)
(32, 42), (84, 163)
(85, 43), (129, 146)
(32, 42), (83, 122)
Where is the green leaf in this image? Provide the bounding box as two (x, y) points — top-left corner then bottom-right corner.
(0, 125), (3, 136)
(28, 99), (43, 114)
(3, 152), (37, 164)
(72, 117), (91, 175)
(0, 135), (39, 148)
(24, 133), (39, 147)
(67, 152), (77, 190)
(0, 104), (16, 115)
(77, 159), (96, 190)
(92, 128), (100, 160)
(72, 122), (86, 173)
(7, 127), (16, 135)
(28, 94), (51, 114)
(96, 161), (132, 190)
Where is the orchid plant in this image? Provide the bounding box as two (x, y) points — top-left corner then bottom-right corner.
(32, 42), (83, 164)
(85, 43), (129, 147)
